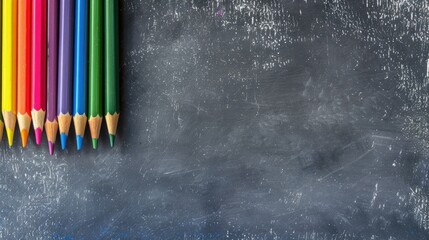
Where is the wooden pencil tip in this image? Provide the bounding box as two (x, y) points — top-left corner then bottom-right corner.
(73, 114), (87, 137)
(58, 113), (72, 136)
(89, 116), (102, 142)
(106, 113), (119, 145)
(45, 120), (59, 144)
(17, 113), (31, 147)
(3, 111), (17, 147)
(31, 109), (46, 133)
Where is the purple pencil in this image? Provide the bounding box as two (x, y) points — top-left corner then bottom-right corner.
(45, 0), (59, 155)
(57, 0), (74, 150)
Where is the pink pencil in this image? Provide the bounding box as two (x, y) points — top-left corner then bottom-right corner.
(31, 0), (47, 145)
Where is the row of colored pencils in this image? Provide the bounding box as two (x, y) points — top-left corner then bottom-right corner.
(1, 0), (120, 154)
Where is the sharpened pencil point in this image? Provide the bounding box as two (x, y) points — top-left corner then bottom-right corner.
(60, 133), (68, 150)
(76, 135), (83, 150)
(109, 134), (115, 147)
(6, 128), (14, 147)
(48, 141), (54, 155)
(92, 138), (98, 149)
(35, 128), (43, 145)
(20, 130), (28, 148)
(0, 122), (4, 144)
(17, 114), (31, 147)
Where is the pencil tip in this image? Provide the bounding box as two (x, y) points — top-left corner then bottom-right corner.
(48, 141), (54, 155)
(109, 134), (115, 147)
(92, 139), (98, 149)
(60, 133), (68, 150)
(20, 130), (28, 148)
(35, 128), (43, 145)
(76, 135), (83, 150)
(6, 128), (14, 147)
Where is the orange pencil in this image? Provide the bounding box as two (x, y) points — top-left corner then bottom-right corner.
(17, 0), (32, 148)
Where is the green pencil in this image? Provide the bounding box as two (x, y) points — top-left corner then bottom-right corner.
(88, 0), (102, 149)
(104, 0), (119, 147)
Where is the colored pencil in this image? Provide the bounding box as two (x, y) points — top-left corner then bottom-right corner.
(17, 0), (31, 148)
(45, 0), (59, 155)
(105, 0), (119, 147)
(57, 0), (74, 150)
(73, 0), (88, 150)
(89, 0), (102, 149)
(2, 1), (17, 147)
(0, 2), (3, 144)
(31, 0), (47, 145)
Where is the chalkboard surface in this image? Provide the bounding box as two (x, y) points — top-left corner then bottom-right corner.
(1, 0), (429, 239)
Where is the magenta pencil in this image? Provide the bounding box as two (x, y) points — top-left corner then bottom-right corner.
(31, 0), (47, 145)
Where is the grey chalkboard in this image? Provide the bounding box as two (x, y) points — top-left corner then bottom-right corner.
(1, 0), (429, 239)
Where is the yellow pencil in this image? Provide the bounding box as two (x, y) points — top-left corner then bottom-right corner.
(0, 2), (4, 144)
(2, 1), (17, 147)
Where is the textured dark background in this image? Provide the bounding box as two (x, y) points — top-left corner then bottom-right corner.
(2, 0), (429, 239)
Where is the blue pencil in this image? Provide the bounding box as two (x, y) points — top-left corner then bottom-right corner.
(73, 0), (88, 150)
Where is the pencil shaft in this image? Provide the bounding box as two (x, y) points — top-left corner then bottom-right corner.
(2, 1), (17, 114)
(73, 0), (88, 116)
(89, 0), (102, 119)
(32, 0), (47, 145)
(17, 0), (32, 147)
(73, 0), (88, 150)
(89, 0), (103, 149)
(47, 0), (58, 122)
(104, 0), (119, 146)
(2, 0), (17, 146)
(105, 0), (119, 116)
(17, 0), (31, 117)
(57, 0), (74, 150)
(32, 0), (47, 112)
(0, 2), (4, 143)
(46, 0), (59, 153)
(57, 0), (73, 116)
